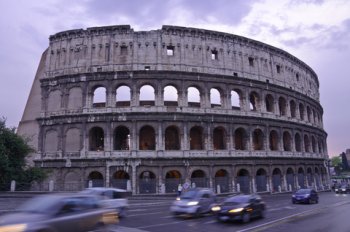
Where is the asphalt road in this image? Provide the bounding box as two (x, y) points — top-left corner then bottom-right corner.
(1, 192), (350, 232)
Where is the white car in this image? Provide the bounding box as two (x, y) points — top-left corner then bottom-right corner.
(81, 187), (129, 217)
(170, 188), (217, 217)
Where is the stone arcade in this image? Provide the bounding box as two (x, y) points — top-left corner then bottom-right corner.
(18, 25), (329, 194)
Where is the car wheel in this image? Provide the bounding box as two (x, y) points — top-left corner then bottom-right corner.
(292, 200), (296, 204)
(242, 212), (250, 223)
(194, 208), (202, 218)
(308, 199), (311, 204)
(259, 209), (266, 218)
(118, 207), (127, 218)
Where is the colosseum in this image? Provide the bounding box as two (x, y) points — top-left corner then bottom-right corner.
(18, 25), (329, 194)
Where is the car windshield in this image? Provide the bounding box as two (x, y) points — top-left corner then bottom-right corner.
(296, 189), (311, 194)
(17, 195), (61, 214)
(223, 196), (251, 205)
(180, 190), (199, 199)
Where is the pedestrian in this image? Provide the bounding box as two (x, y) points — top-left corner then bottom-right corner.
(177, 184), (183, 196)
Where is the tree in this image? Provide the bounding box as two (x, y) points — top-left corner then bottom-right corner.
(0, 118), (46, 191)
(331, 156), (343, 176)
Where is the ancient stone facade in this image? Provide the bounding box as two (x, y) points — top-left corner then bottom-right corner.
(18, 25), (329, 194)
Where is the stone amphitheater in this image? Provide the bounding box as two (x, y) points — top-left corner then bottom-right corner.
(18, 25), (329, 194)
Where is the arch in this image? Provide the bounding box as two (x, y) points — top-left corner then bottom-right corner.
(140, 85), (155, 106)
(164, 85), (178, 106)
(231, 90), (241, 109)
(253, 129), (264, 150)
(272, 168), (282, 192)
(210, 88), (221, 107)
(190, 126), (203, 150)
(114, 126), (130, 150)
(311, 136), (316, 153)
(165, 170), (182, 193)
(234, 128), (247, 150)
(269, 130), (279, 151)
(116, 85), (131, 107)
(187, 87), (201, 107)
(237, 169), (250, 194)
(307, 167), (313, 187)
(191, 170), (207, 188)
(214, 169), (229, 193)
(304, 134), (310, 152)
(47, 90), (61, 112)
(249, 91), (260, 111)
(213, 127), (226, 150)
(290, 100), (296, 118)
(286, 168), (295, 191)
(256, 168), (267, 192)
(283, 131), (292, 151)
(45, 130), (58, 153)
(265, 94), (274, 113)
(278, 97), (287, 116)
(298, 167), (305, 188)
(111, 170), (130, 189)
(295, 133), (302, 152)
(165, 126), (180, 150)
(139, 125), (155, 150)
(307, 106), (312, 122)
(93, 87), (106, 107)
(67, 87), (82, 109)
(89, 127), (104, 151)
(87, 171), (104, 187)
(139, 171), (156, 194)
(64, 171), (81, 191)
(65, 128), (80, 152)
(299, 103), (305, 120)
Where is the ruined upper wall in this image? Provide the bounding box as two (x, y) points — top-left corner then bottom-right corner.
(46, 25), (320, 101)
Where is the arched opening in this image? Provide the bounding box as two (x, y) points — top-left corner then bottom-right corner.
(249, 92), (260, 111)
(187, 87), (201, 107)
(140, 85), (155, 106)
(272, 168), (282, 192)
(165, 126), (180, 150)
(286, 168), (295, 191)
(283, 131), (292, 151)
(213, 127), (226, 150)
(315, 168), (321, 188)
(237, 169), (250, 194)
(298, 168), (305, 188)
(290, 100), (296, 118)
(190, 126), (203, 150)
(214, 169), (229, 193)
(111, 170), (130, 190)
(114, 126), (130, 150)
(87, 171), (104, 187)
(269, 130), (279, 151)
(253, 129), (264, 150)
(164, 85), (178, 106)
(304, 135), (310, 152)
(265, 94), (274, 112)
(307, 167), (313, 187)
(311, 136), (316, 153)
(45, 130), (58, 153)
(235, 128), (247, 150)
(93, 87), (106, 107)
(165, 170), (182, 193)
(116, 85), (131, 107)
(279, 97), (287, 116)
(210, 88), (221, 108)
(295, 133), (302, 152)
(47, 90), (61, 112)
(139, 171), (156, 194)
(231, 90), (241, 110)
(307, 106), (312, 122)
(256, 168), (267, 192)
(299, 103), (305, 120)
(67, 87), (82, 109)
(191, 170), (207, 188)
(65, 128), (80, 153)
(89, 127), (104, 151)
(64, 171), (81, 191)
(139, 126), (155, 150)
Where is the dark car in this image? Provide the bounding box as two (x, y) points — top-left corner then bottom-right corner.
(212, 194), (266, 223)
(292, 188), (318, 204)
(334, 184), (350, 194)
(0, 194), (118, 232)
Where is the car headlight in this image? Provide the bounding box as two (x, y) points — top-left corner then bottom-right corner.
(176, 197), (180, 201)
(0, 224), (27, 232)
(229, 208), (244, 213)
(187, 201), (199, 206)
(342, 189), (346, 191)
(211, 206), (221, 212)
(305, 194), (310, 197)
(335, 189), (339, 191)
(292, 195), (295, 197)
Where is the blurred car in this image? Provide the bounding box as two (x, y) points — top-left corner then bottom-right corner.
(292, 188), (318, 204)
(170, 188), (216, 217)
(334, 184), (350, 194)
(81, 187), (129, 217)
(0, 193), (118, 232)
(212, 194), (265, 223)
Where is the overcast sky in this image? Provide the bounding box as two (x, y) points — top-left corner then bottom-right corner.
(0, 0), (349, 157)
